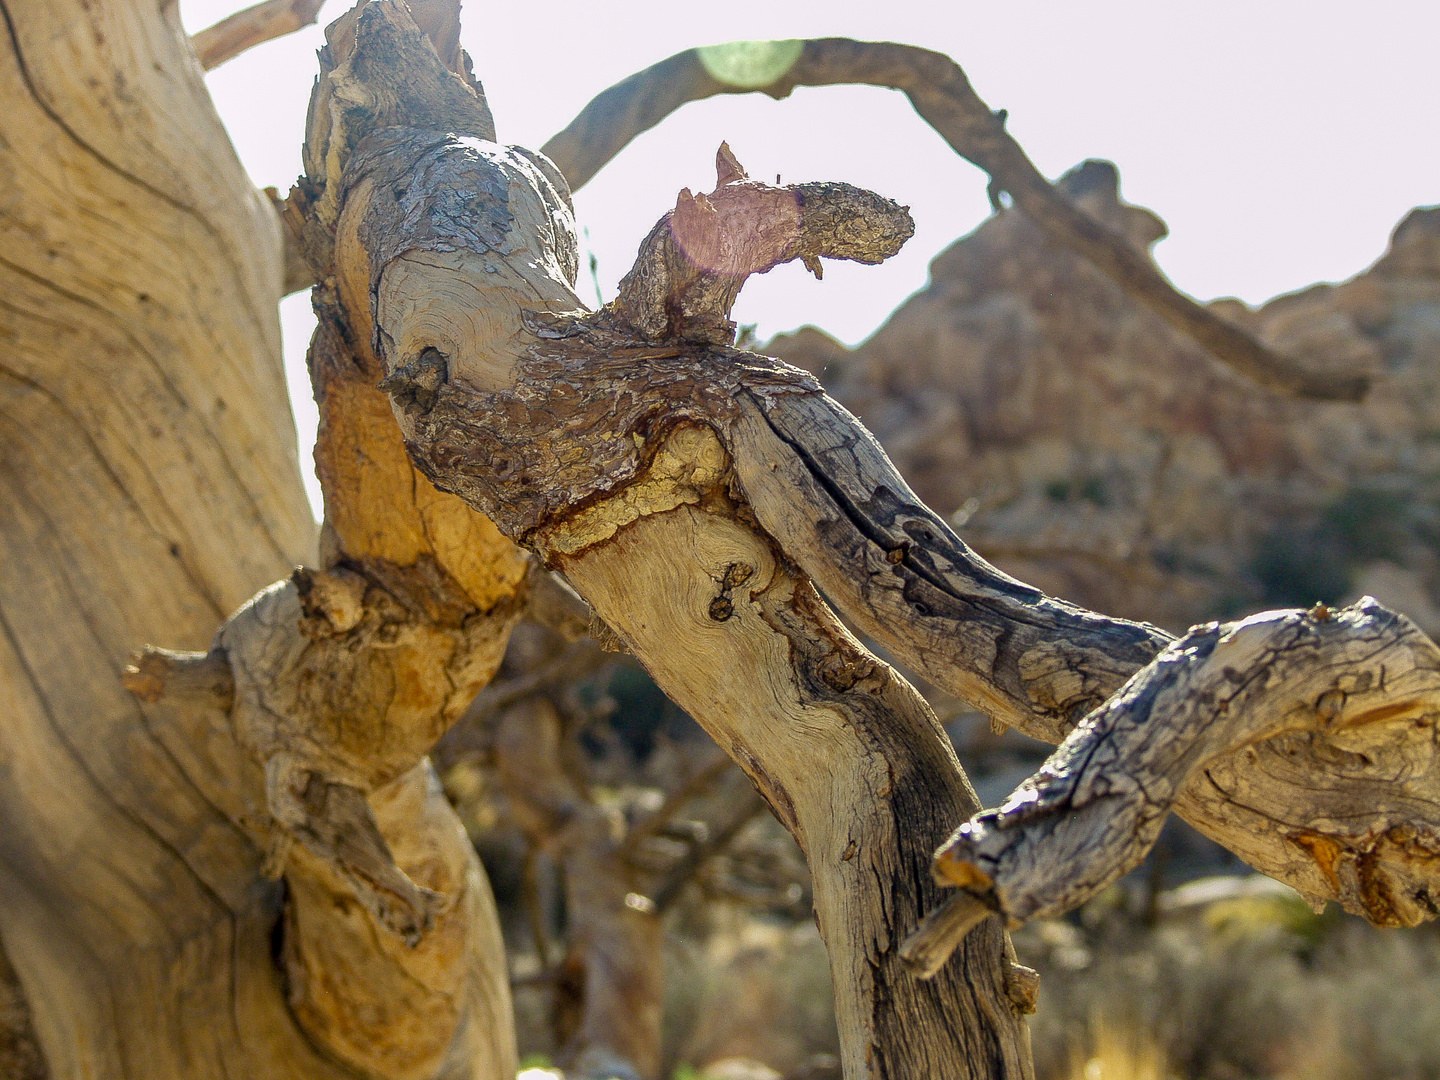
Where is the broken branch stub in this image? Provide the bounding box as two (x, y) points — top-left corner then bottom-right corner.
(606, 141), (913, 345)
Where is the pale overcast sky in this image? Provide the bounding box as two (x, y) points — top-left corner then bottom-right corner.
(182, 0), (1440, 513)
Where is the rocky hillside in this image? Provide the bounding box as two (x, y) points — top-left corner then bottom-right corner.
(768, 162), (1440, 634)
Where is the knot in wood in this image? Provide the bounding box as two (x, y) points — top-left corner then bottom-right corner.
(378, 347), (448, 417)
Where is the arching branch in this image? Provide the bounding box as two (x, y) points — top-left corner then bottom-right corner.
(542, 39), (1368, 402)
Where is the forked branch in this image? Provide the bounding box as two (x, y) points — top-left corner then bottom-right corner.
(543, 39), (1368, 402)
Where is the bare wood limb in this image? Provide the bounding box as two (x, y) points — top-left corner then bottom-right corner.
(542, 40), (1368, 401)
(264, 186), (316, 295)
(341, 122), (1034, 1076)
(121, 645), (234, 708)
(190, 0), (329, 70)
(941, 600), (1440, 922)
(907, 599), (1440, 974)
(730, 387), (1172, 746)
(126, 4), (527, 1075)
(897, 890), (995, 980)
(342, 98), (1440, 1060)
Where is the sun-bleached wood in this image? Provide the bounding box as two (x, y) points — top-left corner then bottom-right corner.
(324, 12), (1039, 1068)
(0, 0), (322, 1074)
(937, 601), (1440, 926)
(12, 0), (1432, 1073)
(324, 11), (1440, 1066)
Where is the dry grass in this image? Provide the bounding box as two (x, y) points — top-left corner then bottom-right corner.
(1063, 1017), (1171, 1080)
(1016, 881), (1440, 1080)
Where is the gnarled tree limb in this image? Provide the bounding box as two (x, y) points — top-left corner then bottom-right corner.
(125, 3), (526, 1075)
(907, 599), (1440, 973)
(266, 3), (1434, 1071)
(542, 39), (1368, 402)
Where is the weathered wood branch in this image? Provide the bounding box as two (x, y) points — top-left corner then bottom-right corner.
(905, 599), (1440, 974)
(728, 387), (1172, 747)
(190, 0), (330, 69)
(121, 644), (235, 708)
(542, 39), (1368, 402)
(282, 3), (1438, 1072)
(605, 142), (913, 345)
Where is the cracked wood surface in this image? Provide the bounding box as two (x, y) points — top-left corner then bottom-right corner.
(8, 0), (1429, 1075)
(335, 13), (1440, 1066)
(917, 600), (1440, 975)
(0, 0), (324, 1075)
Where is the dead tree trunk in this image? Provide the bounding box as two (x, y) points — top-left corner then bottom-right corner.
(290, 3), (1039, 1076)
(319, 3), (1440, 1068)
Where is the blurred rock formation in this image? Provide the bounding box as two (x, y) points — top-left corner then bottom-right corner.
(769, 162), (1440, 634)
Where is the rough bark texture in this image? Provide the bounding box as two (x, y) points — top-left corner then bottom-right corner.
(541, 39), (1367, 402)
(12, 1), (1435, 1075)
(341, 19), (1440, 1056)
(936, 599), (1440, 930)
